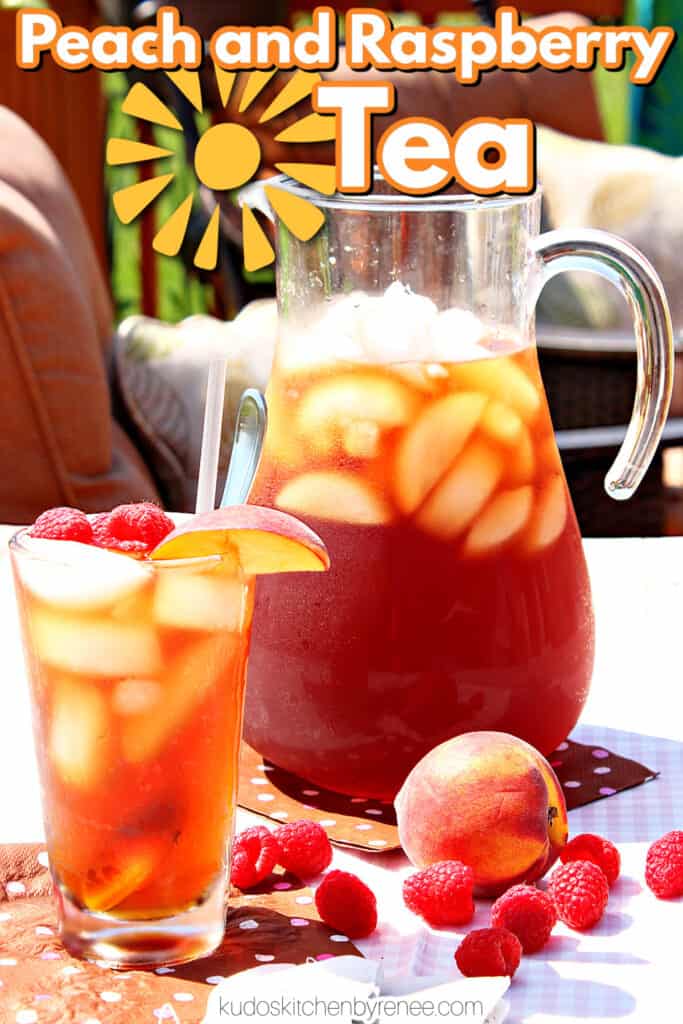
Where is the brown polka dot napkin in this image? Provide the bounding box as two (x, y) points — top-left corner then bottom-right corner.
(238, 739), (658, 849)
(238, 744), (399, 851)
(0, 847), (362, 1024)
(549, 738), (658, 810)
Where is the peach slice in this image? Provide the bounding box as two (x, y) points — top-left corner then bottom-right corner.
(261, 380), (305, 470)
(505, 425), (536, 486)
(480, 401), (524, 447)
(121, 633), (239, 763)
(524, 475), (568, 553)
(276, 471), (392, 525)
(150, 506), (329, 574)
(392, 361), (449, 395)
(82, 841), (164, 912)
(394, 392), (487, 514)
(17, 538), (152, 612)
(538, 435), (563, 474)
(464, 486), (534, 557)
(112, 678), (164, 717)
(451, 357), (541, 424)
(153, 570), (245, 632)
(416, 440), (503, 540)
(298, 372), (419, 455)
(49, 676), (110, 790)
(343, 419), (381, 460)
(33, 609), (161, 679)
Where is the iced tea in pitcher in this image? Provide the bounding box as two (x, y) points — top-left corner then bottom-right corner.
(247, 290), (592, 798)
(245, 179), (673, 800)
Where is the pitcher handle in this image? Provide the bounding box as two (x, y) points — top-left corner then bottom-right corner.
(532, 229), (674, 501)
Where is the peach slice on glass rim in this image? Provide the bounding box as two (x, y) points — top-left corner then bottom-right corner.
(150, 505), (329, 574)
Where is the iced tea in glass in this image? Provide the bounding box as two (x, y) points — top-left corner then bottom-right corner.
(11, 531), (253, 967)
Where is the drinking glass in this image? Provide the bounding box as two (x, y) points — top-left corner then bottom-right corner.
(11, 533), (253, 967)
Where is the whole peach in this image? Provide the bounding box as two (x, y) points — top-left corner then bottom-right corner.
(395, 732), (568, 897)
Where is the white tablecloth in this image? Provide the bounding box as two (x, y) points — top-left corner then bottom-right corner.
(1, 535), (682, 1023)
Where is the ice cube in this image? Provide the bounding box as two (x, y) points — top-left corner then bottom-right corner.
(153, 571), (245, 632)
(32, 608), (161, 678)
(298, 372), (418, 455)
(121, 633), (239, 763)
(343, 420), (381, 459)
(49, 676), (109, 789)
(276, 471), (392, 525)
(280, 294), (368, 374)
(281, 328), (367, 376)
(112, 678), (163, 716)
(429, 308), (487, 362)
(357, 282), (438, 364)
(17, 538), (152, 612)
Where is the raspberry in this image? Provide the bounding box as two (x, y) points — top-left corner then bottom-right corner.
(560, 833), (621, 887)
(92, 502), (174, 555)
(275, 820), (332, 878)
(548, 861), (609, 930)
(30, 507), (93, 543)
(645, 830), (683, 899)
(403, 861), (474, 927)
(490, 884), (557, 953)
(230, 826), (279, 890)
(315, 870), (377, 939)
(455, 928), (522, 979)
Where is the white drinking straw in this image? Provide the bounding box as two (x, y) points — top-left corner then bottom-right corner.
(195, 358), (228, 514)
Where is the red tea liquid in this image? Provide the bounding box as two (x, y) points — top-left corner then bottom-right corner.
(247, 346), (594, 799)
(12, 543), (252, 959)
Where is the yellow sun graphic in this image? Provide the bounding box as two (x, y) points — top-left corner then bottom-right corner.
(106, 67), (336, 272)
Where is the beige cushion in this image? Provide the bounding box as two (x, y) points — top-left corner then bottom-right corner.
(538, 128), (683, 330)
(113, 302), (276, 512)
(0, 107), (112, 346)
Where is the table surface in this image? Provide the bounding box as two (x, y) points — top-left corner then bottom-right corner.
(1, 529), (682, 1023)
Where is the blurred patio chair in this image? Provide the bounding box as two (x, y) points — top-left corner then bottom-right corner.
(0, 107), (161, 523)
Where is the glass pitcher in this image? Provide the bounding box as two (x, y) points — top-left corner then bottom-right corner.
(245, 175), (673, 800)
